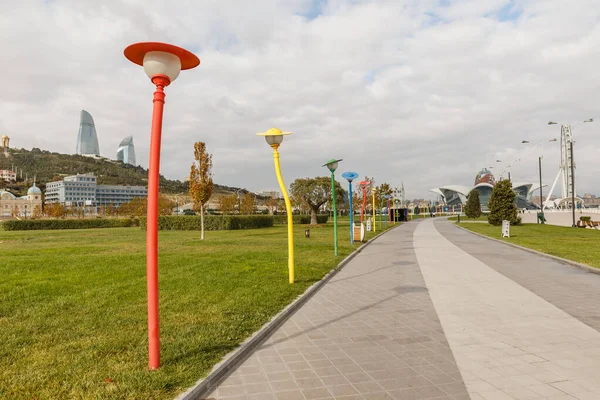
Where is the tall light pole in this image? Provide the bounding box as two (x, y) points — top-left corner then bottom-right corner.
(124, 42), (200, 370)
(359, 181), (370, 223)
(323, 159), (343, 256)
(371, 187), (377, 232)
(342, 172), (359, 243)
(257, 128), (295, 283)
(548, 119), (593, 227)
(522, 138), (557, 218)
(385, 195), (392, 226)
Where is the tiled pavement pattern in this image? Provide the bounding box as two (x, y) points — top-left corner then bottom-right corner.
(414, 219), (600, 400)
(435, 219), (600, 333)
(205, 222), (470, 400)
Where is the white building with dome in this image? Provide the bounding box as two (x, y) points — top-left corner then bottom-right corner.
(0, 183), (43, 217)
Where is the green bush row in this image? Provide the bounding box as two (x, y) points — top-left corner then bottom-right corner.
(272, 215), (329, 225)
(1, 218), (138, 231)
(139, 215), (274, 231)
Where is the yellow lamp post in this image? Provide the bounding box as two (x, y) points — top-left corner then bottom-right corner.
(257, 128), (294, 284)
(372, 187), (377, 232)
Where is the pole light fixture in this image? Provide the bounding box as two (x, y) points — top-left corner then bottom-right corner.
(521, 138), (558, 214)
(257, 128), (294, 283)
(124, 42), (199, 370)
(371, 187), (377, 232)
(342, 172), (359, 243)
(323, 159), (343, 256)
(385, 195), (392, 226)
(359, 181), (370, 223)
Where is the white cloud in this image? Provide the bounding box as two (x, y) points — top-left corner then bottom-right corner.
(1, 0), (599, 199)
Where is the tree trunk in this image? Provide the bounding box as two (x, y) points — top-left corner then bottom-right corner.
(310, 206), (318, 225)
(200, 203), (205, 240)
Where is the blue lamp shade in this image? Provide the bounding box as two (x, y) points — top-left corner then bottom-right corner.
(342, 172), (359, 182)
(323, 158), (343, 172)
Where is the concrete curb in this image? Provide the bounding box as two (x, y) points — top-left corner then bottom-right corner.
(453, 223), (600, 276)
(175, 225), (400, 400)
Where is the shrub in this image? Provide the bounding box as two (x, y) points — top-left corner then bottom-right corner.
(580, 216), (592, 222)
(1, 218), (134, 231)
(272, 215), (329, 225)
(465, 190), (482, 218)
(139, 215), (274, 231)
(487, 179), (521, 226)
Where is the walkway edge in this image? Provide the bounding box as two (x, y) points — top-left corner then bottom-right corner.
(175, 225), (400, 400)
(453, 223), (600, 276)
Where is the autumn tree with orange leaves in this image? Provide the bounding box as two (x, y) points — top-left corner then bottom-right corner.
(189, 142), (214, 239)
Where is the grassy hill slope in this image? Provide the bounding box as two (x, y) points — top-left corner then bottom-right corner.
(0, 147), (237, 196)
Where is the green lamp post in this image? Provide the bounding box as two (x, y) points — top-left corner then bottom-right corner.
(323, 159), (343, 256)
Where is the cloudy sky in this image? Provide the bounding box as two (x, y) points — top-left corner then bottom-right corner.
(1, 0), (599, 199)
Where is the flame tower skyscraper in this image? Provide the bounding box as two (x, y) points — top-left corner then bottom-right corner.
(76, 110), (100, 156)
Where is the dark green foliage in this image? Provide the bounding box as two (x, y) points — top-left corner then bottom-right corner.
(272, 215), (329, 225)
(1, 218), (137, 231)
(580, 216), (591, 222)
(487, 179), (521, 226)
(139, 215), (275, 231)
(465, 189), (482, 218)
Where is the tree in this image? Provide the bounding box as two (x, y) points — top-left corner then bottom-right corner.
(189, 142), (214, 240)
(265, 197), (279, 214)
(218, 194), (237, 215)
(465, 189), (482, 218)
(32, 205), (42, 219)
(240, 193), (255, 215)
(290, 176), (345, 225)
(118, 196), (173, 217)
(487, 179), (520, 226)
(45, 203), (67, 219)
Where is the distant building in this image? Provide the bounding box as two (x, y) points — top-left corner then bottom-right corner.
(45, 173), (147, 208)
(258, 191), (280, 199)
(0, 183), (42, 217)
(1, 135), (9, 153)
(76, 110), (100, 157)
(430, 168), (542, 211)
(116, 136), (136, 166)
(0, 169), (17, 182)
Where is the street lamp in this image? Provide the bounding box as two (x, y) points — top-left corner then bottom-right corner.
(522, 138), (558, 217)
(379, 195), (386, 231)
(124, 41), (199, 370)
(342, 172), (359, 243)
(385, 195), (392, 226)
(371, 187), (377, 232)
(359, 181), (370, 223)
(257, 128), (294, 283)
(323, 159), (343, 256)
(548, 119), (593, 227)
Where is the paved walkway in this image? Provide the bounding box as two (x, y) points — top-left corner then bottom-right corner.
(203, 219), (600, 400)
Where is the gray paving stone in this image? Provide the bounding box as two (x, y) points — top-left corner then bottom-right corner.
(436, 219), (600, 333)
(203, 223), (467, 399)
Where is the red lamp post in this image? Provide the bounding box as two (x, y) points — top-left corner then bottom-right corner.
(124, 42), (200, 370)
(359, 181), (370, 223)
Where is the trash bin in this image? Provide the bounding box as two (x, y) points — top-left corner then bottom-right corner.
(537, 212), (546, 224)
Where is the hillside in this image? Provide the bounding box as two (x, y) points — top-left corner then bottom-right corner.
(0, 147), (238, 196)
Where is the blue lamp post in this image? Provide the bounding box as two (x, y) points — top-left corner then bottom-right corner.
(385, 195), (391, 227)
(323, 159), (343, 256)
(342, 172), (359, 243)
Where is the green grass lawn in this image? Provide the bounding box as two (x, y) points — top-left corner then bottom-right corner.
(458, 223), (600, 269)
(0, 220), (394, 400)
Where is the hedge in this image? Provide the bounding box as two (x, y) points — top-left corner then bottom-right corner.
(273, 215), (329, 225)
(1, 218), (138, 231)
(139, 215), (274, 231)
